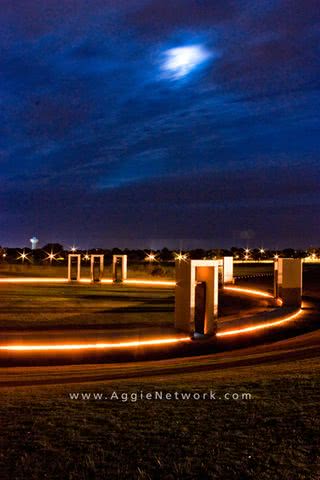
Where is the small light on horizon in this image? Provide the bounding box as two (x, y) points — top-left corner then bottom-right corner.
(145, 252), (157, 263)
(44, 250), (59, 263)
(174, 251), (188, 262)
(17, 250), (30, 263)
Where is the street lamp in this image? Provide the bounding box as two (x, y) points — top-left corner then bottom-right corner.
(17, 250), (30, 264)
(174, 251), (188, 262)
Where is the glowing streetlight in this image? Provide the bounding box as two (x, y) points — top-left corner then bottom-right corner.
(70, 245), (77, 252)
(174, 251), (188, 262)
(44, 250), (59, 265)
(244, 254), (249, 261)
(83, 253), (90, 261)
(274, 254), (279, 260)
(259, 248), (265, 254)
(145, 252), (157, 263)
(17, 250), (30, 263)
(245, 248), (250, 254)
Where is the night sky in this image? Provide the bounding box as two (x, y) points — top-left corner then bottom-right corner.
(1, 0), (319, 249)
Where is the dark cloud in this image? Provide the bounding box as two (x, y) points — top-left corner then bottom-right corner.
(127, 0), (241, 34)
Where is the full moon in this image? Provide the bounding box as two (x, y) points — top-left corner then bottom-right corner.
(162, 45), (210, 79)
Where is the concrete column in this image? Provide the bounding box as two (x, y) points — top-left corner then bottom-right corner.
(68, 254), (81, 282)
(175, 260), (219, 336)
(223, 256), (234, 284)
(274, 259), (279, 298)
(112, 255), (127, 282)
(276, 258), (302, 307)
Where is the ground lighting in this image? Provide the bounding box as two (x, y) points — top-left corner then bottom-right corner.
(0, 285), (304, 352)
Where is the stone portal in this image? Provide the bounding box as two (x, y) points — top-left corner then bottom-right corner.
(175, 260), (219, 336)
(68, 254), (81, 282)
(112, 255), (127, 282)
(90, 254), (104, 283)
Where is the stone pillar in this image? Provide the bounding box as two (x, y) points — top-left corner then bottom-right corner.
(175, 260), (219, 336)
(274, 259), (279, 298)
(223, 256), (234, 284)
(90, 254), (104, 282)
(68, 254), (81, 282)
(112, 255), (127, 282)
(276, 258), (302, 307)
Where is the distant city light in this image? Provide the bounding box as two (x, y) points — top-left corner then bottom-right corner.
(17, 250), (30, 263)
(44, 250), (59, 264)
(83, 254), (90, 261)
(145, 252), (157, 262)
(245, 248), (250, 254)
(259, 248), (265, 254)
(70, 245), (77, 252)
(274, 254), (279, 260)
(174, 251), (188, 262)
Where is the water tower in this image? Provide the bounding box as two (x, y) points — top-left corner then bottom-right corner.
(30, 236), (39, 250)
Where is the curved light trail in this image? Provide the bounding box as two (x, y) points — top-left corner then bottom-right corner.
(217, 309), (303, 337)
(0, 310), (304, 352)
(223, 286), (273, 298)
(0, 277), (174, 286)
(0, 277), (69, 283)
(0, 281), (304, 353)
(124, 279), (175, 286)
(0, 337), (191, 352)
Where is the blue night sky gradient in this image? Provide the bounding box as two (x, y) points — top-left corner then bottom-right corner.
(1, 0), (319, 248)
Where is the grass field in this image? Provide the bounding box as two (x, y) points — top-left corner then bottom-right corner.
(0, 282), (270, 332)
(0, 261), (276, 280)
(0, 263), (176, 279)
(0, 283), (175, 331)
(0, 264), (319, 479)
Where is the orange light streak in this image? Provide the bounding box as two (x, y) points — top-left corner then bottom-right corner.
(217, 309), (303, 337)
(0, 277), (175, 286)
(223, 286), (273, 298)
(124, 279), (176, 286)
(0, 277), (69, 283)
(0, 337), (191, 352)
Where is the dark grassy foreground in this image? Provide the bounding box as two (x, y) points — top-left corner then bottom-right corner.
(1, 357), (319, 480)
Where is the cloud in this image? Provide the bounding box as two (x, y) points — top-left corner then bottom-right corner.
(0, 0), (319, 246)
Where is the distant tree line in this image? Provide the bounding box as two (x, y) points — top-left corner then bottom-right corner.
(0, 244), (318, 265)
